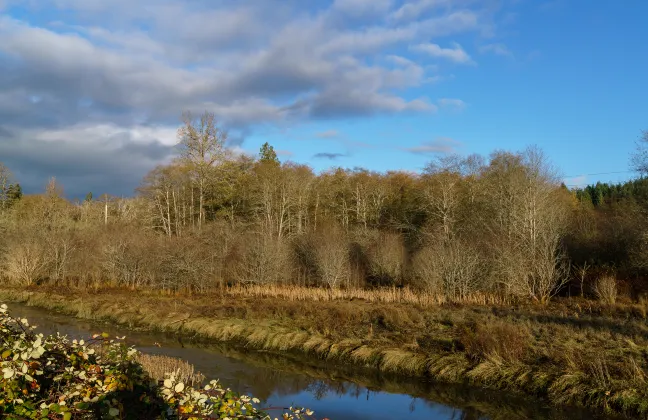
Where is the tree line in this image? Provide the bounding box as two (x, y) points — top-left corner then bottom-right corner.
(0, 113), (646, 303)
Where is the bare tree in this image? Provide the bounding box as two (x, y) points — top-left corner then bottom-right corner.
(234, 232), (291, 285)
(412, 242), (483, 300)
(575, 261), (591, 297)
(481, 147), (570, 303)
(177, 111), (227, 229)
(3, 235), (48, 286)
(0, 163), (11, 211)
(315, 232), (350, 289)
(45, 232), (76, 285)
(630, 130), (648, 175)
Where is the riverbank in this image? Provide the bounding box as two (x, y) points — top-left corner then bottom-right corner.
(0, 286), (646, 419)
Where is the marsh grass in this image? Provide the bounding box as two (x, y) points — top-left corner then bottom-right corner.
(461, 321), (531, 363)
(1, 286), (647, 418)
(224, 284), (510, 306)
(136, 353), (205, 387)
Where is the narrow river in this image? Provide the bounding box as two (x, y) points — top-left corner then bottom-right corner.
(6, 303), (622, 420)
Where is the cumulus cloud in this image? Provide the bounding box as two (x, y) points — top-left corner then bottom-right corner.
(402, 137), (462, 155)
(0, 0), (510, 195)
(0, 124), (177, 197)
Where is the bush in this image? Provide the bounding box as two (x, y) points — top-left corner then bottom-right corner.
(314, 231), (350, 289)
(460, 321), (530, 363)
(233, 233), (292, 285)
(411, 242), (483, 300)
(0, 304), (315, 419)
(594, 275), (618, 304)
(3, 240), (47, 286)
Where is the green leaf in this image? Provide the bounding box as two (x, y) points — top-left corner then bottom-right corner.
(74, 402), (89, 410)
(63, 413), (72, 420)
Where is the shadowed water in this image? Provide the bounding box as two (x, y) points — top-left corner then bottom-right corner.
(6, 303), (626, 420)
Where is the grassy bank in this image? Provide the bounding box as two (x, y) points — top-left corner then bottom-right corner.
(1, 286), (647, 418)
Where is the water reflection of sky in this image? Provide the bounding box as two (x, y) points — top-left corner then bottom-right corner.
(271, 389), (460, 420)
(6, 303), (623, 420)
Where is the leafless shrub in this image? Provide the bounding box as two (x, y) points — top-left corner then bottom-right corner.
(314, 232), (350, 289)
(491, 245), (529, 297)
(291, 235), (320, 286)
(155, 237), (223, 293)
(363, 231), (406, 286)
(526, 241), (570, 304)
(411, 242), (483, 300)
(44, 231), (77, 284)
(234, 233), (291, 285)
(594, 275), (618, 304)
(410, 246), (442, 294)
(101, 236), (152, 288)
(3, 239), (48, 286)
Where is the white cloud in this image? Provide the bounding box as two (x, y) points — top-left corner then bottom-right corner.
(391, 0), (453, 22)
(316, 130), (340, 139)
(565, 175), (588, 188)
(437, 98), (467, 110)
(402, 137), (462, 154)
(411, 42), (473, 64)
(479, 43), (512, 56)
(0, 0), (517, 195)
(275, 149), (294, 157)
(332, 0), (394, 15)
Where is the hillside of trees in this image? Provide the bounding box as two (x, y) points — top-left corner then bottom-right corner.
(1, 113), (647, 303)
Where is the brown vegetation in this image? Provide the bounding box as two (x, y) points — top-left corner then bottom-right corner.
(136, 353), (205, 387)
(0, 286), (647, 418)
(0, 136), (579, 302)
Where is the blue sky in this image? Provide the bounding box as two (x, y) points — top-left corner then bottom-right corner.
(0, 0), (646, 196)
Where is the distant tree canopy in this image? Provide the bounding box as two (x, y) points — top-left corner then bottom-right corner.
(0, 120), (646, 302)
(574, 178), (648, 207)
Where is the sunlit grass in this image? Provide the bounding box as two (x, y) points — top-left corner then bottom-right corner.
(1, 285), (648, 418)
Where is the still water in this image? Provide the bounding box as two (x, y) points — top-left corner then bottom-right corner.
(6, 303), (622, 420)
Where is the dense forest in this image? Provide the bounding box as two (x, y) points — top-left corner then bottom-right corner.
(1, 113), (646, 304)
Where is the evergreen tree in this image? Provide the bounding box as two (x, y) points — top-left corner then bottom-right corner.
(85, 192), (93, 202)
(6, 183), (22, 207)
(259, 142), (280, 166)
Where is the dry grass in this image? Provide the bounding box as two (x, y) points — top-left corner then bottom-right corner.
(2, 286), (648, 418)
(224, 284), (510, 306)
(461, 321), (531, 363)
(136, 353), (205, 387)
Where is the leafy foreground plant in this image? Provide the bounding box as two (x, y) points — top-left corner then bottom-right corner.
(0, 304), (317, 419)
